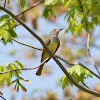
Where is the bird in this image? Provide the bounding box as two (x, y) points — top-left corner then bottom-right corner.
(36, 28), (63, 76)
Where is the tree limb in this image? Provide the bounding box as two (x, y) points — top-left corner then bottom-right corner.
(16, 0), (44, 18)
(87, 34), (100, 75)
(4, 0), (6, 8)
(0, 58), (49, 74)
(78, 0), (100, 75)
(11, 37), (42, 51)
(0, 95), (6, 100)
(11, 37), (100, 79)
(0, 6), (100, 96)
(56, 55), (100, 79)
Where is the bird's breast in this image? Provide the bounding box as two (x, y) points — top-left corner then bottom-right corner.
(48, 41), (59, 53)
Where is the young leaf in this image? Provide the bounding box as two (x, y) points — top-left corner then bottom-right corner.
(17, 83), (19, 92)
(14, 60), (24, 68)
(0, 91), (3, 95)
(0, 74), (4, 82)
(0, 14), (10, 22)
(4, 73), (11, 83)
(97, 97), (100, 100)
(0, 20), (17, 44)
(42, 6), (54, 19)
(61, 64), (92, 89)
(19, 83), (27, 92)
(20, 0), (26, 8)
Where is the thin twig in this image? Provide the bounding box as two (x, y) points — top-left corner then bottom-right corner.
(11, 37), (42, 51)
(9, 0), (44, 21)
(4, 0), (6, 8)
(17, 0), (44, 17)
(79, 0), (100, 75)
(56, 55), (100, 79)
(82, 82), (90, 89)
(0, 6), (100, 97)
(87, 34), (100, 75)
(55, 55), (74, 66)
(0, 95), (6, 100)
(0, 58), (49, 74)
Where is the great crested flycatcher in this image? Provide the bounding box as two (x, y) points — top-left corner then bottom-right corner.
(36, 28), (63, 76)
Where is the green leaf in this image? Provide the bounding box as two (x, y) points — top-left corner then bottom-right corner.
(0, 20), (17, 44)
(97, 97), (100, 100)
(19, 83), (27, 92)
(4, 73), (11, 83)
(62, 75), (68, 89)
(0, 15), (10, 22)
(62, 0), (72, 8)
(4, 30), (12, 43)
(0, 66), (4, 72)
(5, 63), (20, 76)
(44, 0), (61, 6)
(69, 99), (72, 100)
(42, 6), (54, 19)
(16, 0), (19, 2)
(19, 77), (31, 83)
(7, 79), (17, 86)
(61, 64), (92, 89)
(0, 74), (4, 82)
(20, 0), (26, 8)
(9, 19), (17, 28)
(14, 60), (24, 68)
(5, 63), (13, 70)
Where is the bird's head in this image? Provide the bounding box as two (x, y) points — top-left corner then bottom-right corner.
(50, 28), (63, 36)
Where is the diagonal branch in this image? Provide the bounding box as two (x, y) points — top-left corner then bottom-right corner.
(0, 6), (100, 97)
(0, 95), (6, 100)
(11, 37), (100, 79)
(12, 34), (100, 79)
(11, 34), (100, 79)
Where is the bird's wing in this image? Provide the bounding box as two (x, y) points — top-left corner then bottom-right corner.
(41, 38), (50, 62)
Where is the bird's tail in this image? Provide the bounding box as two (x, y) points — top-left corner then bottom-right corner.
(36, 63), (44, 76)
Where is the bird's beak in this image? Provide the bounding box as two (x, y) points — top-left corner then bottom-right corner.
(57, 28), (63, 32)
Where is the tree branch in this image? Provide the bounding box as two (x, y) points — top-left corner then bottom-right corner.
(87, 34), (100, 75)
(56, 55), (100, 79)
(11, 33), (100, 79)
(0, 6), (100, 97)
(4, 0), (6, 8)
(11, 37), (100, 79)
(11, 37), (42, 51)
(17, 0), (44, 17)
(0, 95), (6, 100)
(0, 58), (49, 74)
(82, 82), (90, 89)
(78, 0), (100, 75)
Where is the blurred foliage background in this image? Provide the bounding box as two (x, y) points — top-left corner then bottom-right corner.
(0, 0), (100, 100)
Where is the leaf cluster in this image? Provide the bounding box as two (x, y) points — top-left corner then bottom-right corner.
(61, 64), (92, 89)
(0, 61), (30, 92)
(0, 14), (17, 44)
(43, 0), (100, 34)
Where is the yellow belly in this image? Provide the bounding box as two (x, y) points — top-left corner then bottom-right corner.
(42, 42), (58, 61)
